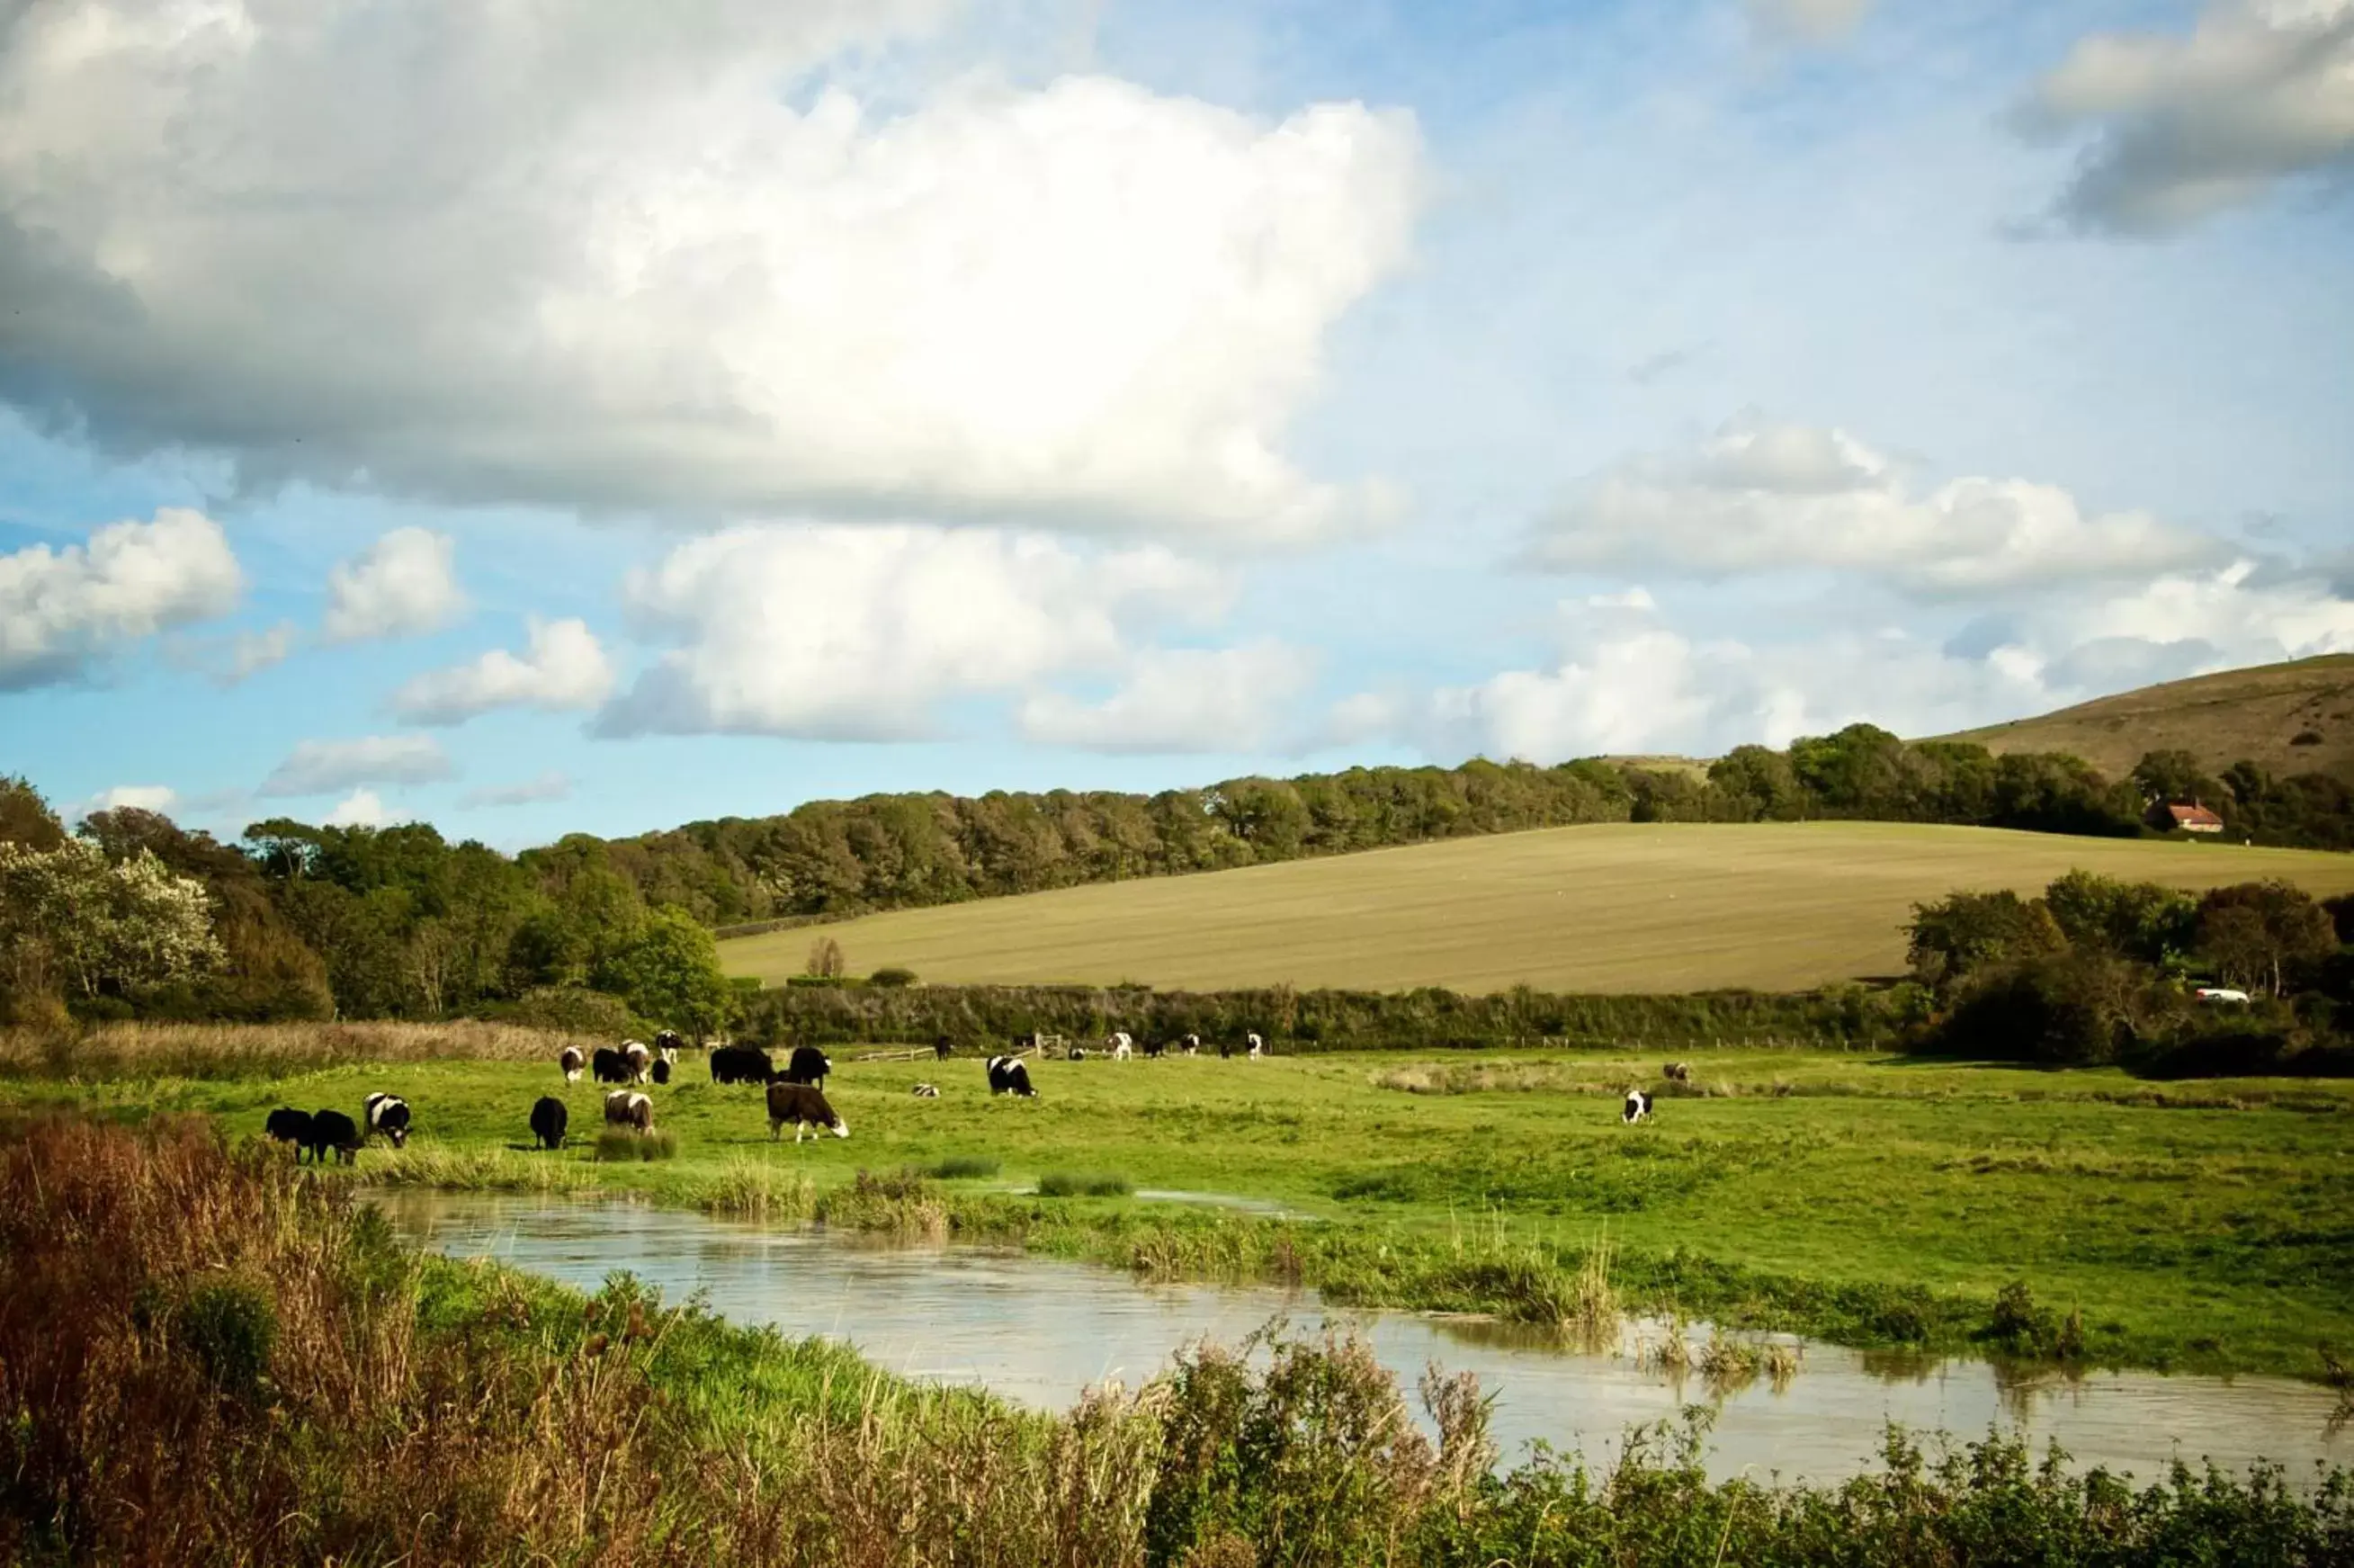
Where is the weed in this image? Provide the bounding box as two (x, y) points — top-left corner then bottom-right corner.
(698, 1159), (817, 1223)
(1039, 1169), (1133, 1198)
(928, 1154), (1001, 1179)
(595, 1127), (677, 1162)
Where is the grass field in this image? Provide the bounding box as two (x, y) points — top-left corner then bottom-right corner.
(720, 820), (2354, 994)
(15, 1026), (2354, 1381)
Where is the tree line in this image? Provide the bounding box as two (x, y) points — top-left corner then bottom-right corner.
(559, 731), (2354, 930)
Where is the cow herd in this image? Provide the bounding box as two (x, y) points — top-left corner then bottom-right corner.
(264, 1093), (408, 1164)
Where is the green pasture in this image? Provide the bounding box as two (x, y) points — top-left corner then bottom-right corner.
(721, 821), (2354, 994)
(17, 1041), (2354, 1382)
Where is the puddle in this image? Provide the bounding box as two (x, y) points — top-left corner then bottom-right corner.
(369, 1188), (2350, 1487)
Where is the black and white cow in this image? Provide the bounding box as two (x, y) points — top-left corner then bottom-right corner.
(1622, 1089), (1652, 1124)
(1246, 1033), (1265, 1060)
(530, 1096), (568, 1150)
(363, 1092), (411, 1149)
(309, 1108), (361, 1165)
(934, 1035), (955, 1062)
(651, 1058), (672, 1086)
(559, 1045), (584, 1082)
(604, 1090), (653, 1134)
(1180, 1034), (1202, 1056)
(780, 1045), (831, 1087)
(1105, 1032), (1133, 1060)
(911, 1082), (940, 1098)
(592, 1046), (633, 1085)
(264, 1107), (314, 1159)
(710, 1045), (774, 1085)
(622, 1039), (653, 1084)
(654, 1028), (686, 1054)
(767, 1080), (848, 1142)
(1662, 1062), (1691, 1084)
(987, 1055), (1036, 1098)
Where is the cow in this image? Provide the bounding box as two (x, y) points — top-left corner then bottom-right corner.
(654, 1028), (686, 1054)
(767, 1080), (849, 1142)
(935, 1035), (955, 1062)
(1105, 1031), (1133, 1060)
(780, 1045), (831, 1087)
(987, 1055), (1036, 1098)
(604, 1091), (653, 1134)
(559, 1046), (584, 1082)
(1663, 1062), (1692, 1083)
(264, 1107), (314, 1159)
(1142, 1037), (1166, 1060)
(592, 1046), (633, 1085)
(530, 1096), (568, 1150)
(1246, 1033), (1265, 1060)
(911, 1083), (940, 1098)
(1218, 1036), (1232, 1060)
(1070, 1046), (1088, 1062)
(363, 1092), (411, 1149)
(710, 1045), (774, 1084)
(308, 1108), (361, 1165)
(1623, 1089), (1652, 1124)
(622, 1040), (652, 1084)
(651, 1058), (672, 1086)
(1013, 1032), (1042, 1053)
(1180, 1034), (1201, 1056)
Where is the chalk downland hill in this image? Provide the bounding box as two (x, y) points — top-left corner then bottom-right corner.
(718, 820), (2354, 996)
(1939, 654), (2354, 786)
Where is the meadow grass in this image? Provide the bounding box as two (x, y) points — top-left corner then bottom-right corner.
(720, 820), (2354, 995)
(9, 1027), (2354, 1379)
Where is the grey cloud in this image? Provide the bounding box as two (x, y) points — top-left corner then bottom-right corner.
(260, 737), (455, 797)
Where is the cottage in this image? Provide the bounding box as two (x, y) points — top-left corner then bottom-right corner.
(2165, 802), (2224, 834)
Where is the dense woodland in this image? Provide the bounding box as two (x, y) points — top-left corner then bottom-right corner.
(2, 722), (2350, 1030)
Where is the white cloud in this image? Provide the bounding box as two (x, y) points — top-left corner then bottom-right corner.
(2022, 1), (2354, 232)
(391, 618), (613, 724)
(80, 784), (179, 819)
(459, 773), (571, 809)
(1745, 0), (1876, 45)
(0, 5), (1421, 541)
(1524, 413), (2223, 597)
(223, 623), (296, 682)
(1017, 642), (1316, 753)
(0, 507), (241, 688)
(260, 736), (454, 797)
(322, 528), (464, 643)
(322, 788), (402, 829)
(603, 524), (1226, 739)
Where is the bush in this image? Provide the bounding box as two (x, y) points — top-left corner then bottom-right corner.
(594, 1128), (676, 1162)
(172, 1277), (277, 1400)
(869, 966), (917, 988)
(1037, 1170), (1132, 1198)
(927, 1155), (999, 1179)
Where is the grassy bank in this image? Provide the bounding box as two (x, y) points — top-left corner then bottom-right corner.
(4, 1114), (2350, 1566)
(10, 1025), (2354, 1381)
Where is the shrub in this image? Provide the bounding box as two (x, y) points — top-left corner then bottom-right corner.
(927, 1155), (999, 1179)
(172, 1277), (277, 1400)
(869, 966), (917, 988)
(1037, 1170), (1132, 1198)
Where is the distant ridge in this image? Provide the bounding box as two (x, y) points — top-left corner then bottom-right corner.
(1939, 654), (2354, 785)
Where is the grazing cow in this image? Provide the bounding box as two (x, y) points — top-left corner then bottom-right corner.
(309, 1108), (361, 1165)
(530, 1096), (568, 1150)
(767, 1080), (849, 1142)
(651, 1058), (672, 1086)
(1105, 1031), (1133, 1060)
(654, 1028), (686, 1054)
(911, 1083), (940, 1098)
(987, 1055), (1036, 1098)
(1142, 1037), (1166, 1060)
(592, 1046), (633, 1085)
(604, 1090), (653, 1134)
(264, 1107), (314, 1159)
(1180, 1034), (1202, 1056)
(1246, 1033), (1265, 1060)
(622, 1039), (653, 1083)
(1217, 1037), (1232, 1060)
(934, 1035), (954, 1061)
(781, 1045), (832, 1087)
(710, 1045), (774, 1085)
(363, 1092), (411, 1149)
(1070, 1046), (1089, 1062)
(559, 1046), (584, 1083)
(1663, 1062), (1692, 1083)
(1623, 1089), (1652, 1124)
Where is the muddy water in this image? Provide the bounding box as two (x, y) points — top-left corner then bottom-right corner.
(369, 1189), (2349, 1487)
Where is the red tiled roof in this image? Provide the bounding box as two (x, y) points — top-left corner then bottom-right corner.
(2165, 802), (2224, 828)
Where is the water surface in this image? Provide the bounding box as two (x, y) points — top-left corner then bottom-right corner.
(371, 1188), (2349, 1487)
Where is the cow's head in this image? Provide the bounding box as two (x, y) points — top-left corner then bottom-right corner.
(829, 1116), (850, 1139)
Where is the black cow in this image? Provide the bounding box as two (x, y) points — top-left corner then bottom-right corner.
(592, 1046), (633, 1085)
(1142, 1038), (1166, 1059)
(363, 1092), (410, 1149)
(651, 1058), (672, 1086)
(934, 1035), (954, 1062)
(308, 1108), (361, 1165)
(780, 1045), (832, 1087)
(710, 1045), (774, 1085)
(1218, 1037), (1232, 1060)
(530, 1096), (568, 1150)
(987, 1055), (1036, 1098)
(766, 1080), (848, 1142)
(264, 1107), (314, 1159)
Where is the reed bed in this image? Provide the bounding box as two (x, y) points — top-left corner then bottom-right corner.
(0, 1018), (599, 1079)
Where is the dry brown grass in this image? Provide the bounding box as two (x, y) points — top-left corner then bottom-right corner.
(0, 1018), (598, 1078)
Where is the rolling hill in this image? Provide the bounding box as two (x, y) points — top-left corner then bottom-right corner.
(719, 820), (2354, 995)
(1940, 654), (2354, 785)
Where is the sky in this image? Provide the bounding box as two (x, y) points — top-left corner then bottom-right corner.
(3, 0), (2350, 848)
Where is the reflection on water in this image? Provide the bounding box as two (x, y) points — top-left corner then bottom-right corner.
(369, 1188), (2348, 1488)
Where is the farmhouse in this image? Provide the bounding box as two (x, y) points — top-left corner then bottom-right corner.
(2165, 802), (2225, 834)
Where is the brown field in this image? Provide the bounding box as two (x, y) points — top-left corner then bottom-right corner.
(1940, 652), (2354, 784)
(720, 820), (2354, 994)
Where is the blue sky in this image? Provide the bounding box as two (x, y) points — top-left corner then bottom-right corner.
(4, 0), (2350, 849)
